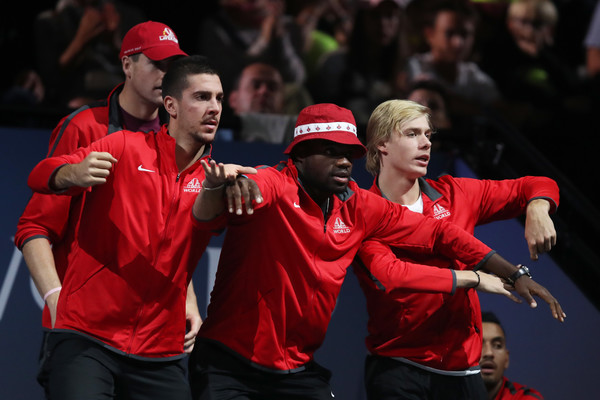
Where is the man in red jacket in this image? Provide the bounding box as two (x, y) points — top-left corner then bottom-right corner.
(480, 311), (544, 399)
(356, 99), (562, 399)
(187, 103), (563, 400)
(25, 55), (250, 400)
(15, 20), (203, 393)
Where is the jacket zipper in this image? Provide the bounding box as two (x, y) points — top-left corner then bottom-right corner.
(127, 171), (183, 353)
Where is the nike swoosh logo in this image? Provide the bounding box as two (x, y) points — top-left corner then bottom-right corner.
(293, 202), (301, 208)
(138, 164), (155, 173)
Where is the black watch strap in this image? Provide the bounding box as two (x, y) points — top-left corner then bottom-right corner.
(507, 265), (532, 285)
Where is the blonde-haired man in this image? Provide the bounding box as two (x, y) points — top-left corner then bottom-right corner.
(355, 99), (563, 399)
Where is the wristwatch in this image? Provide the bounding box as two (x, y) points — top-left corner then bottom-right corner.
(507, 265), (532, 285)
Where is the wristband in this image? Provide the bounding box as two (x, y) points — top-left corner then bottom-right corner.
(201, 181), (224, 191)
(43, 286), (62, 302)
(473, 271), (480, 288)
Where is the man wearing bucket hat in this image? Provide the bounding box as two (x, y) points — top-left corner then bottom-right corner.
(14, 20), (202, 396)
(187, 103), (563, 399)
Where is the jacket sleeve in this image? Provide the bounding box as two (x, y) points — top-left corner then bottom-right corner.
(448, 175), (559, 225)
(27, 132), (125, 195)
(361, 190), (494, 269)
(355, 238), (457, 295)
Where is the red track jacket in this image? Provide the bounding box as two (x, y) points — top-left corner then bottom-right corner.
(495, 376), (544, 399)
(356, 175), (559, 372)
(14, 84), (168, 329)
(27, 126), (213, 359)
(194, 160), (498, 372)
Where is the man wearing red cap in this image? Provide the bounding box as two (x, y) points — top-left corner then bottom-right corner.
(187, 103), (563, 400)
(14, 20), (199, 396)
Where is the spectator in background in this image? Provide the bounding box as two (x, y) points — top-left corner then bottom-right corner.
(406, 79), (451, 131)
(479, 0), (579, 140)
(584, 0), (600, 78)
(33, 0), (146, 110)
(309, 0), (410, 128)
(406, 0), (500, 118)
(220, 62), (298, 143)
(194, 0), (306, 96)
(480, 311), (544, 400)
(289, 0), (355, 79)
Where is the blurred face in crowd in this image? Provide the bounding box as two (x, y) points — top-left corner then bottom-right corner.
(507, 2), (555, 56)
(426, 10), (475, 64)
(407, 88), (451, 130)
(229, 63), (285, 114)
(366, 0), (403, 47)
(480, 322), (510, 392)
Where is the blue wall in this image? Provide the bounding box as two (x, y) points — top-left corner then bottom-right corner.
(0, 127), (597, 399)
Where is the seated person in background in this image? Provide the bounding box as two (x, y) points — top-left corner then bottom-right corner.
(33, 0), (146, 110)
(480, 311), (544, 400)
(479, 0), (579, 140)
(194, 0), (306, 97)
(220, 62), (298, 143)
(406, 79), (452, 131)
(309, 0), (409, 127)
(406, 0), (500, 116)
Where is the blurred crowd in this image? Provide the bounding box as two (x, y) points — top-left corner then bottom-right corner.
(1, 0), (598, 179)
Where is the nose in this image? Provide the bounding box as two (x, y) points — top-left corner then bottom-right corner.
(420, 135), (432, 149)
(336, 155), (353, 169)
(480, 341), (493, 360)
(208, 98), (222, 115)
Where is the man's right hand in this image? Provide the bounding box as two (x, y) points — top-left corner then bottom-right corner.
(52, 151), (117, 191)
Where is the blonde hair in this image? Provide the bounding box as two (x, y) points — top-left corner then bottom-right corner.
(365, 99), (432, 176)
(508, 0), (558, 27)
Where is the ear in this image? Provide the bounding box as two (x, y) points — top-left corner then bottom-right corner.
(424, 25), (435, 45)
(121, 56), (132, 79)
(164, 96), (177, 118)
(228, 90), (239, 110)
(377, 141), (389, 156)
(505, 349), (510, 370)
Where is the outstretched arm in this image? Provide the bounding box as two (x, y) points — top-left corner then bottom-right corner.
(192, 160), (261, 221)
(481, 254), (565, 322)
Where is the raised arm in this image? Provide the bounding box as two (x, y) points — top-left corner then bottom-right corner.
(28, 151), (118, 194)
(192, 160), (261, 221)
(356, 239), (518, 301)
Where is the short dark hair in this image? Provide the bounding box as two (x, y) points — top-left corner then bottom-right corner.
(425, 0), (479, 27)
(407, 79), (450, 106)
(162, 55), (220, 100)
(482, 311), (506, 337)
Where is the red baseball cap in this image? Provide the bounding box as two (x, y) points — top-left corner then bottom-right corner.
(119, 21), (187, 61)
(284, 103), (367, 158)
